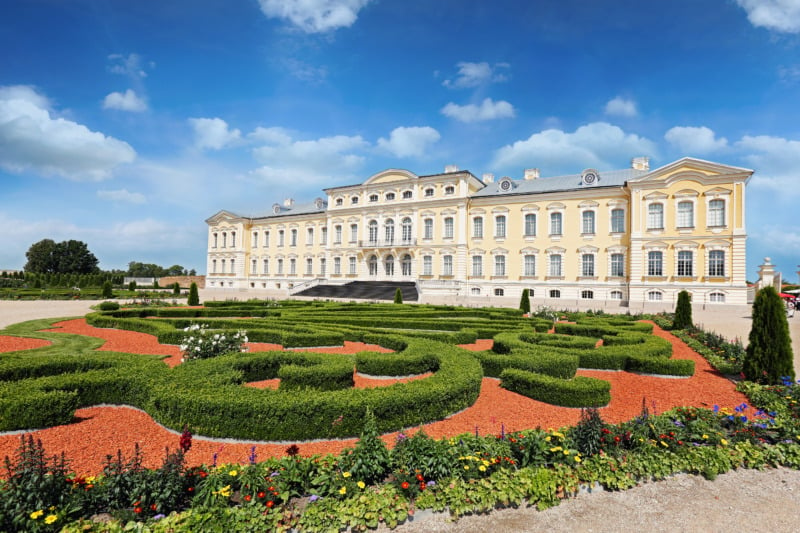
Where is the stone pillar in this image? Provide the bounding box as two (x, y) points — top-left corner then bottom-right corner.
(757, 257), (775, 291)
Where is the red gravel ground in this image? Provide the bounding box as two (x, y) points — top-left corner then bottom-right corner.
(0, 335), (51, 352)
(0, 320), (749, 476)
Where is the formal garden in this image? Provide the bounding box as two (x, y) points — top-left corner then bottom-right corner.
(0, 293), (798, 531)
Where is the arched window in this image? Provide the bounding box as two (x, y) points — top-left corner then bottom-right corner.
(708, 199), (726, 227)
(444, 185), (455, 195)
(252, 232), (258, 247)
(401, 217), (412, 242)
(424, 188), (435, 197)
(212, 259), (217, 273)
(386, 192), (396, 201)
(610, 290), (623, 300)
(677, 201), (694, 228)
(402, 190), (413, 199)
(647, 290), (663, 301)
(401, 254), (412, 275)
(306, 258), (313, 275)
(290, 229), (297, 246)
(369, 194), (378, 203)
(648, 203), (664, 230)
(549, 289), (561, 298)
(494, 288), (504, 296)
(351, 196), (359, 205)
(368, 255), (378, 276)
(709, 292), (726, 303)
(471, 287), (481, 295)
(384, 255), (395, 276)
(423, 218), (434, 239)
(647, 251), (663, 276)
(709, 250), (726, 277)
(581, 254), (595, 277)
(385, 218), (395, 243)
(677, 251), (693, 276)
(368, 220), (378, 243)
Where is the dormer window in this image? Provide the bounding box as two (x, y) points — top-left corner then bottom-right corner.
(424, 188), (435, 197)
(402, 190), (413, 199)
(386, 192), (396, 201)
(369, 194), (379, 203)
(335, 198), (343, 206)
(351, 196), (359, 205)
(444, 185), (455, 195)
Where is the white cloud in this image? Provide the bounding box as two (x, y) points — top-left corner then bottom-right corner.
(103, 89), (147, 112)
(251, 131), (368, 184)
(440, 98), (515, 123)
(604, 97), (638, 117)
(283, 58), (328, 82)
(735, 0), (800, 33)
(442, 61), (510, 89)
(492, 122), (657, 173)
(108, 53), (152, 78)
(97, 188), (146, 204)
(736, 134), (800, 196)
(0, 85), (136, 180)
(377, 126), (441, 158)
(189, 117), (242, 150)
(664, 126), (728, 154)
(257, 0), (372, 33)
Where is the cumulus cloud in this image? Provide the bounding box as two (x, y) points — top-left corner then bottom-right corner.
(102, 89), (147, 112)
(442, 61), (510, 89)
(736, 134), (800, 196)
(0, 85), (136, 180)
(251, 131), (368, 184)
(189, 117), (242, 150)
(604, 97), (638, 117)
(440, 98), (515, 123)
(257, 0), (372, 33)
(492, 122), (657, 173)
(735, 0), (800, 33)
(97, 188), (146, 204)
(377, 126), (441, 158)
(664, 126), (728, 154)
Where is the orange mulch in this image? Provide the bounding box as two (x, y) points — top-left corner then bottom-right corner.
(0, 320), (749, 476)
(0, 335), (51, 352)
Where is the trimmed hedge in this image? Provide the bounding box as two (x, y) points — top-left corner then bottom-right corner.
(499, 369), (611, 407)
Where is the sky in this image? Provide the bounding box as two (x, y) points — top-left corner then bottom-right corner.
(1, 0), (800, 281)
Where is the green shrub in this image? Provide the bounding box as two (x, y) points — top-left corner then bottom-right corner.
(394, 288), (403, 304)
(187, 282), (200, 306)
(519, 288), (530, 314)
(98, 301), (119, 311)
(499, 369), (611, 407)
(673, 290), (693, 330)
(744, 286), (795, 384)
(101, 280), (113, 299)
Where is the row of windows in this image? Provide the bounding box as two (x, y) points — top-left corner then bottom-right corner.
(646, 250), (726, 277)
(334, 186), (456, 206)
(647, 199), (725, 230)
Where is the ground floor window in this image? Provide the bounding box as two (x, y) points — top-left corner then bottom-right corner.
(610, 290), (623, 300)
(471, 287), (481, 295)
(494, 288), (504, 296)
(647, 290), (663, 301)
(581, 290), (594, 299)
(709, 292), (726, 303)
(549, 289), (561, 298)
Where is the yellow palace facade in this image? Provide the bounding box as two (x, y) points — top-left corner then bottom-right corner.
(205, 157), (751, 309)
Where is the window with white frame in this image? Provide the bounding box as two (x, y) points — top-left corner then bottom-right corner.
(708, 250), (725, 276)
(351, 196), (359, 205)
(472, 255), (483, 276)
(610, 290), (623, 300)
(581, 290), (594, 299)
(424, 218), (434, 239)
(278, 230), (285, 246)
(647, 251), (663, 276)
(648, 290), (663, 301)
(444, 217), (454, 239)
(349, 224), (358, 243)
(677, 250), (693, 276)
(494, 288), (504, 296)
(424, 188), (434, 197)
(524, 254), (536, 276)
(402, 190), (413, 199)
(581, 254), (595, 277)
(307, 228), (314, 245)
(368, 255), (378, 275)
(582, 211), (595, 234)
(230, 259), (235, 273)
(306, 258), (313, 275)
(348, 256), (357, 274)
(402, 218), (412, 242)
(320, 258), (326, 275)
(213, 233), (218, 248)
(263, 258), (269, 274)
(369, 194), (378, 203)
(264, 231), (270, 247)
(550, 212), (563, 236)
(549, 254), (562, 277)
(471, 287), (481, 295)
(423, 255), (432, 275)
(708, 199), (726, 227)
(385, 192), (395, 201)
(290, 229), (297, 246)
(231, 232), (236, 247)
(677, 201), (694, 228)
(385, 255), (395, 276)
(221, 259), (226, 272)
(495, 215), (506, 238)
(277, 259), (284, 275)
(524, 213), (536, 237)
(444, 185), (455, 195)
(252, 232), (258, 248)
(473, 216), (484, 238)
(549, 289), (561, 298)
(709, 292), (725, 303)
(610, 253), (625, 277)
(401, 254), (412, 275)
(212, 259), (217, 273)
(321, 227), (327, 245)
(494, 255), (506, 276)
(385, 219), (395, 243)
(647, 203), (664, 230)
(334, 225), (342, 244)
(333, 257), (341, 275)
(289, 258), (296, 275)
(442, 255), (453, 276)
(222, 232), (227, 247)
(251, 259), (257, 273)
(335, 198), (343, 206)
(611, 209), (625, 233)
(368, 220), (378, 243)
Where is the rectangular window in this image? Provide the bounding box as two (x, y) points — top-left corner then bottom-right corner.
(320, 258), (326, 275)
(611, 209), (625, 233)
(423, 255), (432, 275)
(473, 217), (483, 238)
(334, 225), (342, 244)
(350, 224), (358, 243)
(648, 204), (664, 230)
(472, 255), (483, 276)
(708, 200), (725, 227)
(321, 227), (328, 245)
(444, 217), (454, 239)
(306, 258), (313, 275)
(252, 232), (258, 248)
(494, 255), (506, 276)
(524, 254), (536, 276)
(648, 251), (663, 276)
(289, 258), (296, 275)
(251, 259), (257, 273)
(677, 201), (694, 228)
(582, 211), (595, 234)
(334, 257), (341, 275)
(263, 259), (269, 274)
(524, 214), (536, 237)
(264, 231), (270, 247)
(307, 228), (314, 245)
(610, 253), (624, 277)
(277, 259), (284, 275)
(213, 233), (218, 248)
(709, 250), (725, 276)
(549, 254), (562, 277)
(424, 219), (434, 239)
(349, 257), (357, 274)
(495, 215), (506, 238)
(443, 255), (453, 276)
(290, 229), (297, 246)
(278, 230), (285, 247)
(550, 212), (562, 236)
(212, 259), (217, 273)
(677, 250), (693, 276)
(581, 254), (595, 277)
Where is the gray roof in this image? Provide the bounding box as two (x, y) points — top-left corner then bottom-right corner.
(247, 199), (327, 220)
(471, 168), (648, 198)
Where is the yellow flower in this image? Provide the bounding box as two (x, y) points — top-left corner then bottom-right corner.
(213, 485), (232, 497)
(563, 450), (570, 455)
(464, 465), (470, 470)
(720, 438), (728, 446)
(228, 470), (238, 477)
(482, 460), (490, 466)
(339, 486), (347, 495)
(660, 441), (668, 447)
(552, 432), (564, 438)
(702, 434), (708, 439)
(545, 436), (551, 442)
(357, 481), (366, 489)
(44, 515), (58, 525)
(574, 456), (582, 463)
(549, 446), (562, 452)
(30, 510), (44, 520)
(342, 472), (352, 478)
(478, 465), (487, 472)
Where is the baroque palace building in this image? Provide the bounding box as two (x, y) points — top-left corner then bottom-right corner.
(205, 157), (752, 309)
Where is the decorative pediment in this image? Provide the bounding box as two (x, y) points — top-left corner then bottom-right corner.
(205, 210), (241, 225)
(520, 247), (539, 254)
(521, 204), (540, 212)
(628, 157), (753, 186)
(546, 246), (566, 254)
(363, 169), (418, 185)
(491, 247), (509, 255)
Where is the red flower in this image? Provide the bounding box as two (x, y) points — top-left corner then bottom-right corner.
(150, 504), (157, 511)
(187, 486), (195, 492)
(401, 481), (410, 489)
(244, 494), (252, 502)
(266, 500), (274, 508)
(419, 482), (426, 491)
(416, 474), (424, 481)
(199, 471), (208, 478)
(134, 507), (142, 514)
(257, 491), (266, 499)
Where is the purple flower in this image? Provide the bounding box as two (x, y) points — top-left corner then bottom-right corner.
(309, 494), (320, 502)
(153, 514), (166, 520)
(212, 452), (218, 467)
(426, 480), (436, 487)
(270, 471), (280, 477)
(249, 446), (257, 465)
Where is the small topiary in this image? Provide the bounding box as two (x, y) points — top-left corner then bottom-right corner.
(744, 286), (795, 384)
(128, 280), (137, 292)
(673, 290), (692, 330)
(101, 280), (113, 299)
(394, 288), (403, 304)
(172, 282), (181, 296)
(98, 301), (120, 311)
(187, 282), (200, 306)
(519, 288), (531, 314)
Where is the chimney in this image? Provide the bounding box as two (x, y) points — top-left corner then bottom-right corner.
(482, 173), (494, 183)
(524, 168), (540, 180)
(283, 198), (294, 207)
(631, 156), (650, 171)
(444, 164), (459, 173)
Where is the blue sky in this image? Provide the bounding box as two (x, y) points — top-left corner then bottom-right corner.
(1, 0), (799, 281)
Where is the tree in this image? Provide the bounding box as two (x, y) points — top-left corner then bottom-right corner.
(743, 286), (795, 384)
(101, 280), (113, 299)
(393, 287), (403, 304)
(24, 239), (99, 274)
(187, 282), (200, 306)
(172, 282), (181, 296)
(673, 290), (692, 330)
(519, 288), (531, 314)
(128, 281), (137, 292)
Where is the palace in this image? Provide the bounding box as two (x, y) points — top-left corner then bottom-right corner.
(205, 157), (751, 310)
